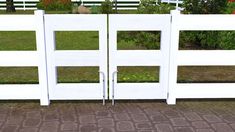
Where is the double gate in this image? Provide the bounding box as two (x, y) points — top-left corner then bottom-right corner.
(44, 14), (170, 105)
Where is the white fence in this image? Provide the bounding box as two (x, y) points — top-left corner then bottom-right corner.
(0, 11), (49, 105)
(0, 10), (234, 105)
(0, 0), (183, 10)
(167, 10), (235, 104)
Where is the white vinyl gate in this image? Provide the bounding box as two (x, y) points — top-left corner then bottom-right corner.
(109, 15), (171, 104)
(44, 14), (108, 103)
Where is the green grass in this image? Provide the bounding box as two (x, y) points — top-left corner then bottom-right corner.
(0, 31), (36, 51)
(56, 31), (99, 50)
(0, 67), (38, 84)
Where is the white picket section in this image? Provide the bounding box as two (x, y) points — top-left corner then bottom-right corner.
(167, 10), (235, 105)
(0, 10), (49, 105)
(109, 14), (171, 102)
(44, 14), (108, 100)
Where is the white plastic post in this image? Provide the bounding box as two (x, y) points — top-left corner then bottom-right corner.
(167, 10), (180, 105)
(34, 10), (50, 106)
(23, 0), (26, 10)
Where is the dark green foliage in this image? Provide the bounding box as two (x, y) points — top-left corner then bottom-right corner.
(180, 0), (235, 50)
(225, 2), (235, 14)
(37, 0), (72, 11)
(183, 0), (228, 14)
(100, 0), (114, 14)
(137, 0), (174, 14)
(218, 32), (235, 49)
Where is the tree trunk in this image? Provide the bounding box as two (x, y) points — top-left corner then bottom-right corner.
(6, 0), (16, 12)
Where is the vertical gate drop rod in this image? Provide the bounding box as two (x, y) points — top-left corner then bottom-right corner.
(99, 71), (106, 105)
(112, 71), (118, 105)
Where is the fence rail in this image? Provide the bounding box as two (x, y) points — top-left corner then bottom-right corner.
(0, 0), (183, 10)
(0, 10), (234, 105)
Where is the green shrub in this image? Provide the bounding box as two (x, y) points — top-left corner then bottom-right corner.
(100, 0), (114, 14)
(225, 1), (235, 14)
(218, 32), (235, 49)
(183, 0), (227, 14)
(180, 0), (235, 50)
(137, 0), (174, 14)
(37, 0), (72, 11)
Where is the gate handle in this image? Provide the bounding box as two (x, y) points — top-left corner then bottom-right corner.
(99, 71), (106, 105)
(112, 71), (118, 106)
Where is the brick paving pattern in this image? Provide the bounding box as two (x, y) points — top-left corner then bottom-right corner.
(0, 100), (235, 132)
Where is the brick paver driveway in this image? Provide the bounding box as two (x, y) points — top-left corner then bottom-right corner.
(1, 100), (235, 132)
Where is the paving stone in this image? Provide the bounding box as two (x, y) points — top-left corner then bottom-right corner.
(211, 123), (233, 132)
(61, 122), (78, 131)
(1, 125), (19, 132)
(0, 107), (9, 114)
(135, 122), (152, 129)
(170, 118), (189, 126)
(131, 113), (149, 122)
(163, 110), (181, 118)
(23, 118), (41, 127)
(203, 115), (222, 123)
(79, 124), (97, 132)
(41, 121), (60, 127)
(10, 109), (25, 117)
(230, 123), (235, 130)
(19, 128), (38, 132)
(98, 118), (114, 127)
(116, 121), (135, 131)
(174, 127), (195, 132)
(155, 124), (173, 132)
(221, 115), (235, 123)
(39, 126), (58, 132)
(96, 111), (111, 118)
(110, 106), (126, 113)
(0, 122), (3, 128)
(211, 109), (230, 115)
(26, 111), (41, 119)
(0, 114), (7, 121)
(79, 115), (96, 124)
(127, 107), (143, 113)
(61, 114), (76, 122)
(192, 121), (210, 129)
(113, 113), (130, 121)
(184, 112), (202, 121)
(43, 113), (59, 121)
(144, 108), (161, 115)
(196, 129), (214, 132)
(6, 116), (24, 125)
(137, 130), (155, 132)
(150, 114), (168, 123)
(99, 127), (115, 132)
(195, 109), (213, 115)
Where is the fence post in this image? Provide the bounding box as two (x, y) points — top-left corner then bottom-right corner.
(167, 10), (180, 105)
(34, 10), (50, 106)
(23, 0), (26, 10)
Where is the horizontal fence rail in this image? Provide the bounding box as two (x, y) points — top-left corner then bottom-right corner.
(0, 10), (234, 105)
(0, 0), (183, 10)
